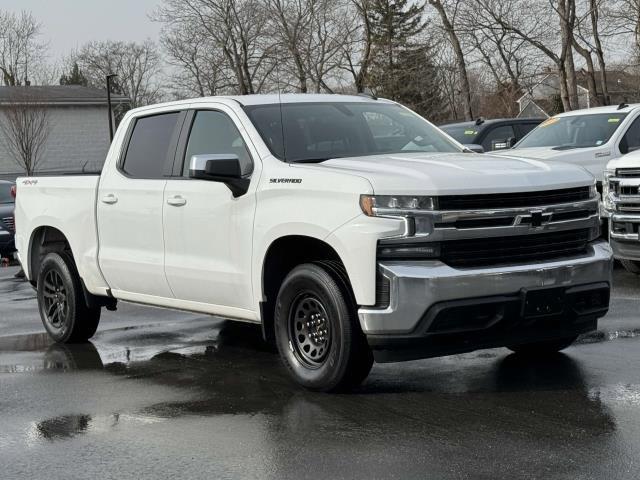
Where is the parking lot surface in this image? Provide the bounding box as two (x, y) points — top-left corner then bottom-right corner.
(1, 265), (640, 479)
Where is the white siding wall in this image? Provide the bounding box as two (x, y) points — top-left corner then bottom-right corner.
(0, 105), (111, 177)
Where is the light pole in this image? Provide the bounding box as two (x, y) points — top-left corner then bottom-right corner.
(106, 74), (118, 142)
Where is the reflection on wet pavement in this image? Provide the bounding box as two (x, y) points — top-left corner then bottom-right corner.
(1, 304), (640, 478)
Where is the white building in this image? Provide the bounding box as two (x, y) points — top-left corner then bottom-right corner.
(0, 86), (129, 181)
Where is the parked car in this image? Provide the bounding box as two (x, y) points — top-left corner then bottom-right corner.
(603, 149), (640, 273)
(494, 103), (640, 183)
(0, 180), (16, 258)
(440, 117), (544, 153)
(15, 94), (612, 391)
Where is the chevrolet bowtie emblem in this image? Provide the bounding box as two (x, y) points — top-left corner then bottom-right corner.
(515, 209), (552, 227)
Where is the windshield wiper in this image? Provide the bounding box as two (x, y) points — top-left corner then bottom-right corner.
(288, 158), (332, 163)
(551, 144), (592, 151)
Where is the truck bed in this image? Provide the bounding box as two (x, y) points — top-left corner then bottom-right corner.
(14, 175), (106, 291)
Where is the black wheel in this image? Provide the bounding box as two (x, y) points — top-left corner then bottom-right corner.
(274, 263), (373, 392)
(37, 252), (101, 343)
(508, 335), (578, 355)
(620, 259), (640, 275)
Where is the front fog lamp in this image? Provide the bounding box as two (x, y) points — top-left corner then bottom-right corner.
(377, 242), (441, 260)
(360, 195), (436, 216)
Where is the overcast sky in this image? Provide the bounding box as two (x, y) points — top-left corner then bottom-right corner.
(0, 0), (163, 60)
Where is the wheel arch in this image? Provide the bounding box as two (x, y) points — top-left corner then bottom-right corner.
(28, 226), (73, 287)
(259, 234), (354, 344)
(27, 225), (115, 310)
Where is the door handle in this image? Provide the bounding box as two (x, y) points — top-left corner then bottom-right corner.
(101, 194), (118, 205)
(167, 195), (187, 207)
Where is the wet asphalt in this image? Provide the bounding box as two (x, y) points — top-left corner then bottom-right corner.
(1, 265), (640, 479)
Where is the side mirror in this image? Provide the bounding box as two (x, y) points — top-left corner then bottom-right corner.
(463, 144), (484, 153)
(491, 137), (516, 151)
(189, 154), (250, 197)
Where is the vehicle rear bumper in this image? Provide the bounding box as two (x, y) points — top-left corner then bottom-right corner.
(358, 241), (612, 362)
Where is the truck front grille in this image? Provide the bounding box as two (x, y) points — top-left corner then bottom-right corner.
(1, 217), (14, 232)
(616, 168), (640, 178)
(441, 229), (590, 268)
(438, 187), (591, 210)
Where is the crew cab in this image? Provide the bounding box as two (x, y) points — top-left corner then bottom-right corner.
(14, 94), (613, 391)
(493, 103), (640, 182)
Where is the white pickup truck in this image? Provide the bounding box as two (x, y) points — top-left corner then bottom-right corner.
(15, 94), (613, 391)
(603, 149), (640, 273)
(494, 103), (640, 182)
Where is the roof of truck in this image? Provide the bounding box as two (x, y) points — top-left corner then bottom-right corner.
(222, 93), (394, 106)
(554, 103), (640, 117)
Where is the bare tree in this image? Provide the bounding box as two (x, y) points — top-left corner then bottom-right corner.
(341, 0), (375, 93)
(0, 89), (51, 175)
(0, 10), (47, 86)
(72, 40), (163, 108)
(476, 0), (581, 111)
(428, 0), (474, 120)
(155, 0), (276, 95)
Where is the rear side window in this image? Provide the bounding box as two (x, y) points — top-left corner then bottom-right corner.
(122, 112), (181, 178)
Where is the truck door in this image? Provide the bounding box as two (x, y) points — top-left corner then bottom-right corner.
(162, 107), (259, 312)
(97, 110), (185, 298)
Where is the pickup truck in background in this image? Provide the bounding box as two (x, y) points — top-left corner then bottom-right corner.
(439, 117), (544, 153)
(15, 94), (613, 391)
(603, 149), (640, 273)
(493, 103), (640, 183)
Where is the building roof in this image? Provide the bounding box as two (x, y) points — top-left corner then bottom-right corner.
(0, 85), (129, 106)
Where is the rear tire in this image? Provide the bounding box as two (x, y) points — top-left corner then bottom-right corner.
(508, 335), (578, 355)
(37, 252), (101, 343)
(620, 259), (640, 275)
(274, 263), (373, 392)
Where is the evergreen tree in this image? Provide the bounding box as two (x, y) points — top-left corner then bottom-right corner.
(59, 62), (88, 86)
(369, 0), (425, 74)
(366, 0), (443, 117)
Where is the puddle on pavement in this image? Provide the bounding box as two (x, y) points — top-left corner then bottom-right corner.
(579, 328), (640, 343)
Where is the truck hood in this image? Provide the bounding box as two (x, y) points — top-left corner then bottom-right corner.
(605, 149), (640, 170)
(309, 152), (594, 195)
(491, 146), (611, 180)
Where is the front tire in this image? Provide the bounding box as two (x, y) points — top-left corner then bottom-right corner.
(620, 259), (640, 275)
(508, 335), (578, 355)
(274, 263), (373, 392)
(37, 252), (101, 343)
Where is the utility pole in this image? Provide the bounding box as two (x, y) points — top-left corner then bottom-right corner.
(106, 74), (118, 142)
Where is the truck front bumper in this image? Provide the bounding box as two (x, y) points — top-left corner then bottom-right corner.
(359, 241), (613, 362)
(610, 214), (640, 260)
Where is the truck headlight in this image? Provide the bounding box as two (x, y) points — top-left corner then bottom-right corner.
(360, 195), (436, 216)
(602, 169), (615, 211)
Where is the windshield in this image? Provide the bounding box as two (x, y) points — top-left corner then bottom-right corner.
(516, 113), (628, 150)
(244, 102), (461, 162)
(440, 124), (481, 144)
(0, 183), (14, 204)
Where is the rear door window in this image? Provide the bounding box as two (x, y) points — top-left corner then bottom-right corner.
(122, 112), (182, 179)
